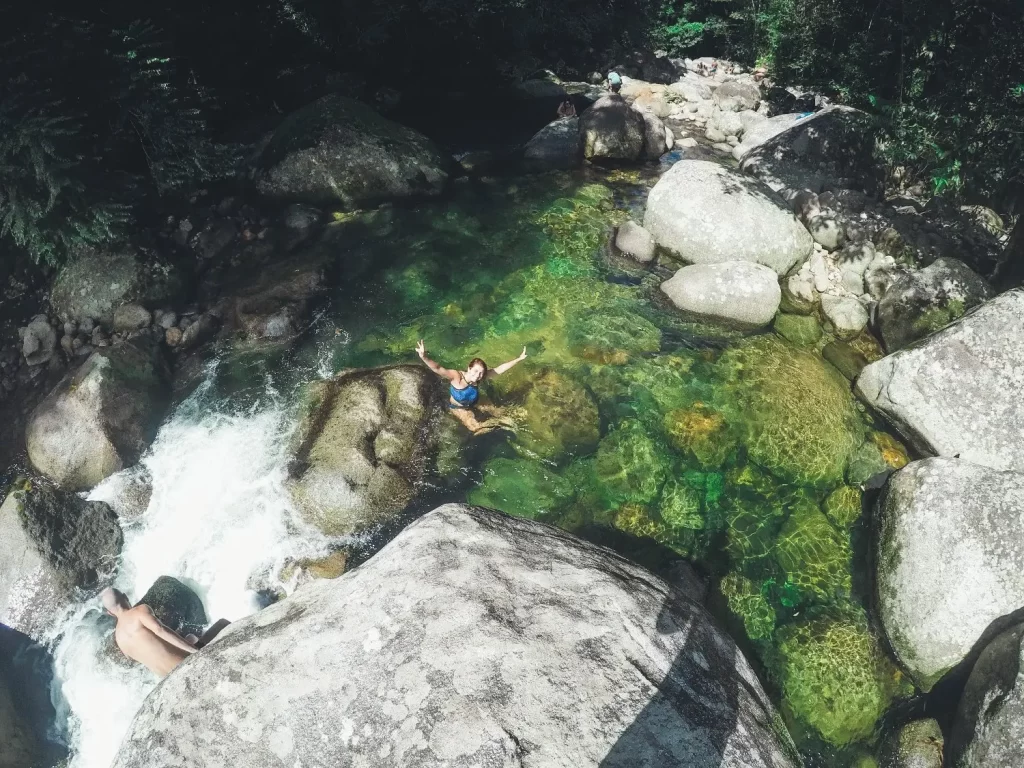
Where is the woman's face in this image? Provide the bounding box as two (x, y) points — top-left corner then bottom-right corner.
(465, 362), (486, 384)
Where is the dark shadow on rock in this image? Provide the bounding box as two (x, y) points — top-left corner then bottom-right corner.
(714, 172), (794, 216)
(0, 622), (69, 766)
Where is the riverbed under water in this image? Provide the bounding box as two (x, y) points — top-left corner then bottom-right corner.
(46, 165), (914, 768)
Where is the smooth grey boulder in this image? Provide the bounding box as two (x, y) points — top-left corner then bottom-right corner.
(876, 458), (1024, 690)
(112, 304), (153, 334)
(21, 316), (57, 366)
(523, 117), (583, 170)
(732, 113), (806, 160)
(856, 290), (1024, 471)
(644, 160), (814, 274)
(640, 110), (671, 159)
(112, 505), (801, 768)
(876, 256), (993, 352)
(254, 94), (452, 208)
(661, 261), (781, 329)
(287, 365), (450, 537)
(26, 340), (170, 491)
(820, 294), (868, 339)
(580, 94), (646, 161)
(615, 221), (656, 263)
(950, 622), (1024, 768)
(668, 79), (712, 102)
(740, 107), (880, 195)
(882, 719), (944, 768)
(713, 80), (760, 111)
(51, 245), (184, 326)
(0, 482), (122, 640)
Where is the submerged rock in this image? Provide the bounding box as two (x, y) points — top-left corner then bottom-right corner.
(876, 256), (993, 352)
(876, 458), (1024, 690)
(254, 94), (452, 208)
(287, 365), (448, 536)
(580, 94), (646, 161)
(50, 244), (183, 326)
(661, 261), (782, 329)
(950, 622), (1024, 768)
(614, 220), (656, 263)
(883, 719), (944, 768)
(112, 505), (801, 768)
(0, 482), (122, 639)
(644, 160), (813, 275)
(719, 336), (862, 488)
(26, 340), (170, 491)
(513, 370), (600, 463)
(522, 117), (583, 170)
(595, 419), (672, 505)
(770, 610), (903, 748)
(467, 457), (575, 517)
(856, 289), (1024, 472)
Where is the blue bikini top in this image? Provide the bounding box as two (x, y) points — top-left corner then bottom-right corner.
(449, 382), (480, 406)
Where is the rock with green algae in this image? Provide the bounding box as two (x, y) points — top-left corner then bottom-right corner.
(613, 503), (669, 542)
(774, 313), (822, 347)
(664, 403), (737, 469)
(773, 497), (852, 603)
(847, 439), (891, 486)
(594, 420), (673, 505)
(723, 465), (791, 564)
(770, 610), (904, 748)
(501, 370), (600, 463)
(467, 457), (575, 517)
(824, 485), (862, 529)
(721, 572), (777, 640)
(718, 335), (863, 489)
(659, 478), (704, 530)
(566, 305), (661, 365)
(822, 340), (869, 382)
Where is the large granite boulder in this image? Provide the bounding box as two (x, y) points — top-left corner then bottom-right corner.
(856, 290), (1024, 471)
(0, 482), (122, 640)
(112, 505), (801, 768)
(644, 160), (814, 275)
(523, 117), (583, 170)
(876, 458), (1024, 690)
(950, 622), (1024, 768)
(580, 94), (646, 161)
(740, 107), (881, 195)
(876, 256), (993, 352)
(882, 719), (944, 768)
(713, 80), (761, 111)
(661, 261), (781, 329)
(254, 94), (452, 208)
(51, 244), (184, 326)
(287, 365), (450, 537)
(640, 110), (672, 160)
(732, 113), (806, 160)
(26, 340), (170, 491)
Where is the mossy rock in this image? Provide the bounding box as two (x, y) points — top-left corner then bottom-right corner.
(664, 403), (736, 469)
(594, 420), (672, 505)
(513, 370), (600, 463)
(774, 313), (822, 347)
(467, 457), (575, 517)
(823, 485), (863, 529)
(872, 431), (909, 470)
(281, 550), (350, 583)
(774, 497), (852, 603)
(771, 611), (903, 748)
(566, 305), (661, 365)
(822, 340), (869, 382)
(846, 439), (890, 487)
(659, 478), (704, 530)
(613, 503), (669, 542)
(719, 336), (862, 489)
(721, 572), (777, 640)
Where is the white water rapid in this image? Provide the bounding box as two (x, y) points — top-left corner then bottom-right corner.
(47, 359), (346, 768)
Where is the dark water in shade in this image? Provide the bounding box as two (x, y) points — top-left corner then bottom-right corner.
(47, 167), (916, 768)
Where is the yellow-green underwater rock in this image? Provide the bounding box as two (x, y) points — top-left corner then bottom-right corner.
(824, 485), (862, 529)
(595, 420), (672, 505)
(771, 611), (904, 748)
(719, 336), (862, 489)
(514, 370), (600, 463)
(467, 457), (574, 517)
(721, 572), (777, 640)
(664, 403), (736, 469)
(774, 498), (852, 603)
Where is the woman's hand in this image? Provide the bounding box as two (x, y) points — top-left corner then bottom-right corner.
(416, 340), (426, 358)
(518, 346), (528, 361)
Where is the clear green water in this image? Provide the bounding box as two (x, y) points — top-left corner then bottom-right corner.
(291, 168), (915, 766)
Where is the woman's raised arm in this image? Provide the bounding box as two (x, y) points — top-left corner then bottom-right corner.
(416, 340), (460, 382)
(489, 347), (528, 377)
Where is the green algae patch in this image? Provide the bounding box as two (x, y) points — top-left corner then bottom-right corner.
(912, 298), (966, 336)
(595, 420), (672, 505)
(771, 611), (904, 748)
(721, 572), (777, 640)
(468, 457), (575, 517)
(659, 477), (704, 530)
(774, 313), (822, 347)
(567, 304), (661, 365)
(718, 336), (863, 489)
(774, 498), (852, 603)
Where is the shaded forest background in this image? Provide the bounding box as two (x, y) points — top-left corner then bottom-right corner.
(1, 0), (1022, 274)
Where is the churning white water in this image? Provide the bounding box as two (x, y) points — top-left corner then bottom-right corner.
(48, 360), (344, 768)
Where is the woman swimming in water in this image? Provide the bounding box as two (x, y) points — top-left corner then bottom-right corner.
(416, 340), (527, 434)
